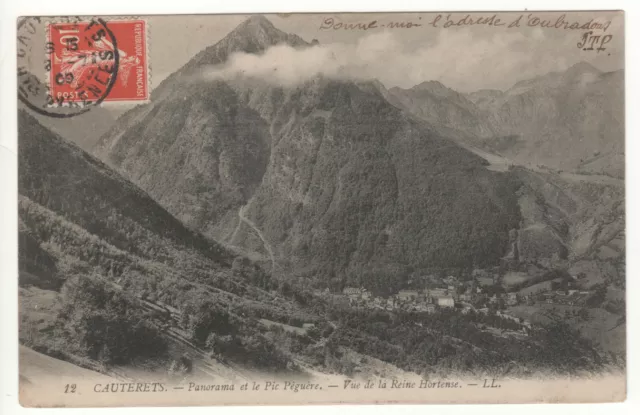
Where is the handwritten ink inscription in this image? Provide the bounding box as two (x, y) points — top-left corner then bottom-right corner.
(319, 17), (423, 31)
(318, 13), (614, 44)
(317, 13), (616, 56)
(577, 31), (613, 52)
(429, 14), (506, 28)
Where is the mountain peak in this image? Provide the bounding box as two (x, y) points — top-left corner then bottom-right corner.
(237, 15), (276, 31)
(151, 15), (309, 97)
(413, 80), (448, 92)
(410, 81), (466, 100)
(228, 15), (279, 41)
(223, 14), (305, 49)
(565, 61), (601, 76)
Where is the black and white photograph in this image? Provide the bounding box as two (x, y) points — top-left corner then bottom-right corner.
(13, 11), (625, 406)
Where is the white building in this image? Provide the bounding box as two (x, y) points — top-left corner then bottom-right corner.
(437, 296), (455, 308)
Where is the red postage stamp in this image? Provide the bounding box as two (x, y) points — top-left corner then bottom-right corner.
(47, 19), (148, 105)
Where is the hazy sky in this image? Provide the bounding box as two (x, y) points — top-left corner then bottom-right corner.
(148, 11), (624, 93)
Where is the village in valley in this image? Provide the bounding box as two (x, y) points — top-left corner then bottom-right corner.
(311, 268), (599, 336)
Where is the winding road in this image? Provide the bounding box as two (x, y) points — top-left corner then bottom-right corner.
(228, 204), (276, 272)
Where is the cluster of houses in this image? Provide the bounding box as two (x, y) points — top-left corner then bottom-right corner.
(308, 270), (596, 336)
(333, 283), (460, 309)
(539, 289), (592, 306)
(343, 287), (454, 313)
(335, 285), (522, 312)
(315, 270), (596, 311)
(328, 285), (534, 335)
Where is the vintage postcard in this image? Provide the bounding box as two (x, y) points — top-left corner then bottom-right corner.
(16, 11), (625, 407)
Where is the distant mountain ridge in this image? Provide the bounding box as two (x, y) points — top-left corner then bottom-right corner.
(385, 80), (495, 138)
(389, 62), (624, 177)
(472, 63), (624, 178)
(387, 62), (623, 178)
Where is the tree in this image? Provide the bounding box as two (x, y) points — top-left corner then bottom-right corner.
(188, 301), (232, 346)
(238, 334), (291, 370)
(576, 308), (589, 321)
(168, 355), (193, 377)
(59, 274), (167, 365)
(586, 284), (608, 308)
(306, 325), (321, 340)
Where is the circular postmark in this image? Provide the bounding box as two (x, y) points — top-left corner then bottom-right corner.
(17, 16), (120, 118)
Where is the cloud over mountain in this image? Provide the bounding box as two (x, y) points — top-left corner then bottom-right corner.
(196, 28), (578, 91)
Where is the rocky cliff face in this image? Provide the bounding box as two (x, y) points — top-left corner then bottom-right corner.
(513, 167), (624, 265)
(95, 16), (525, 286)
